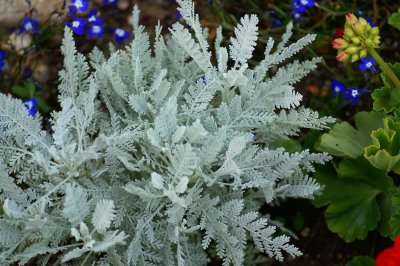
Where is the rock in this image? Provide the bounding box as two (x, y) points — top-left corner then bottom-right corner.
(0, 0), (65, 27)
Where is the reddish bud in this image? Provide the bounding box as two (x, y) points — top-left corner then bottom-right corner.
(336, 52), (348, 62)
(332, 38), (348, 49)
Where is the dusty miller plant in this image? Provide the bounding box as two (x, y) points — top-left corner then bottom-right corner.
(0, 1), (334, 265)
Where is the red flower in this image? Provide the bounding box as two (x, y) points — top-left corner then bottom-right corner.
(334, 27), (344, 38)
(376, 237), (400, 266)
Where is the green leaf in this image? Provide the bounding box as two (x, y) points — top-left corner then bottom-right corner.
(372, 63), (400, 113)
(317, 112), (385, 158)
(314, 158), (393, 242)
(365, 117), (400, 173)
(272, 138), (302, 153)
(390, 187), (400, 237)
(388, 8), (400, 31)
(345, 256), (376, 266)
(11, 82), (35, 98)
(37, 98), (50, 113)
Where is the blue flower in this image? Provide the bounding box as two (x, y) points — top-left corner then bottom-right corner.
(23, 98), (38, 117)
(23, 66), (32, 79)
(358, 57), (378, 73)
(331, 80), (346, 96)
(20, 17), (39, 34)
(0, 50), (5, 61)
(292, 0), (315, 13)
(0, 60), (5, 74)
(88, 25), (104, 38)
(101, 0), (119, 6)
(272, 17), (283, 28)
(291, 10), (304, 21)
(176, 12), (183, 20)
(0, 50), (6, 74)
(365, 17), (375, 27)
(87, 9), (104, 25)
(343, 88), (368, 106)
(66, 17), (87, 35)
(71, 0), (89, 12)
(114, 28), (129, 43)
(68, 5), (78, 16)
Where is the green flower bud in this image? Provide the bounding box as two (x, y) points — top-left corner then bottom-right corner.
(359, 49), (367, 58)
(332, 38), (349, 49)
(370, 27), (379, 36)
(345, 45), (359, 55)
(344, 27), (355, 39)
(351, 54), (360, 62)
(351, 37), (361, 44)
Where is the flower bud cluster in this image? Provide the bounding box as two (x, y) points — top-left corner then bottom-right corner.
(332, 13), (380, 62)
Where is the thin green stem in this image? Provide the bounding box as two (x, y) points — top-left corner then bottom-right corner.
(367, 47), (400, 89)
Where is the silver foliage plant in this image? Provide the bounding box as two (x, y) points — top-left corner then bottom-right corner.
(0, 1), (334, 265)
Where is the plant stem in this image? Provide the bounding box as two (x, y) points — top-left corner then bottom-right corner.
(367, 47), (400, 89)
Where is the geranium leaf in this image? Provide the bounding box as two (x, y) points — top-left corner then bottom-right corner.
(365, 117), (400, 173)
(372, 63), (400, 113)
(345, 256), (376, 266)
(317, 111), (385, 158)
(314, 158), (393, 242)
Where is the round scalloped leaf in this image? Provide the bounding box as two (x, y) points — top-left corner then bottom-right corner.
(317, 112), (385, 158)
(365, 117), (400, 173)
(372, 63), (400, 113)
(345, 256), (376, 266)
(314, 158), (393, 242)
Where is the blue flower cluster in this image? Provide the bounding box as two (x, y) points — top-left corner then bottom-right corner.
(65, 0), (129, 43)
(331, 80), (368, 106)
(291, 0), (315, 21)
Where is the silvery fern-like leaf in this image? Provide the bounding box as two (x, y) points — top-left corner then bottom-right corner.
(176, 0), (209, 55)
(0, 221), (21, 246)
(92, 231), (128, 252)
(170, 23), (212, 72)
(92, 200), (116, 233)
(229, 14), (259, 68)
(154, 97), (178, 139)
(62, 183), (90, 225)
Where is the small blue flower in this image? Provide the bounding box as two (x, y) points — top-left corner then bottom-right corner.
(87, 9), (104, 25)
(292, 0), (315, 13)
(356, 10), (364, 17)
(114, 28), (129, 43)
(176, 12), (183, 20)
(23, 66), (32, 79)
(71, 0), (89, 12)
(0, 60), (5, 74)
(101, 0), (119, 6)
(343, 88), (368, 106)
(358, 57), (378, 73)
(0, 50), (5, 61)
(20, 17), (39, 34)
(291, 10), (304, 21)
(66, 17), (87, 35)
(88, 25), (104, 38)
(272, 17), (283, 28)
(0, 50), (6, 74)
(331, 80), (346, 96)
(365, 17), (375, 27)
(68, 5), (78, 16)
(23, 98), (38, 117)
